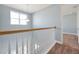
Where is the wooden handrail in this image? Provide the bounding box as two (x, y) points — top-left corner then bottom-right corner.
(0, 27), (56, 35)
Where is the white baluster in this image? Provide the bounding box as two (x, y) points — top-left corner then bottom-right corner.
(22, 36), (24, 54)
(27, 39), (28, 54)
(16, 36), (18, 54)
(8, 39), (11, 54)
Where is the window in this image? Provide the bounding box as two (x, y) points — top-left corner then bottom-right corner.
(10, 11), (30, 25)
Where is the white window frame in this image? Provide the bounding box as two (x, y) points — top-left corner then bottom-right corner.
(10, 10), (30, 25)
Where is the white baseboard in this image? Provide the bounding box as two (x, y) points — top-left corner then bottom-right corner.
(44, 40), (63, 54)
(63, 32), (78, 36)
(56, 40), (63, 44)
(44, 40), (57, 54)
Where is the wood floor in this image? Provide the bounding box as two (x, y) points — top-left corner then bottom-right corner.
(48, 34), (79, 54)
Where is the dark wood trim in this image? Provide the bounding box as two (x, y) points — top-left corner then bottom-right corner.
(0, 27), (56, 35)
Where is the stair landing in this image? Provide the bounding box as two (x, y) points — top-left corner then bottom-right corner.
(48, 34), (79, 54)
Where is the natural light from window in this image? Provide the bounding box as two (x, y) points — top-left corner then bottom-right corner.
(10, 11), (30, 25)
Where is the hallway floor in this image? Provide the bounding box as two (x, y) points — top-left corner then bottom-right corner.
(48, 34), (79, 54)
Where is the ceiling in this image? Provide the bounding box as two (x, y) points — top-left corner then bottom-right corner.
(62, 4), (78, 15)
(4, 4), (52, 13)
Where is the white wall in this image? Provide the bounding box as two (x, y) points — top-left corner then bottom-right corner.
(31, 5), (62, 54)
(63, 13), (77, 34)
